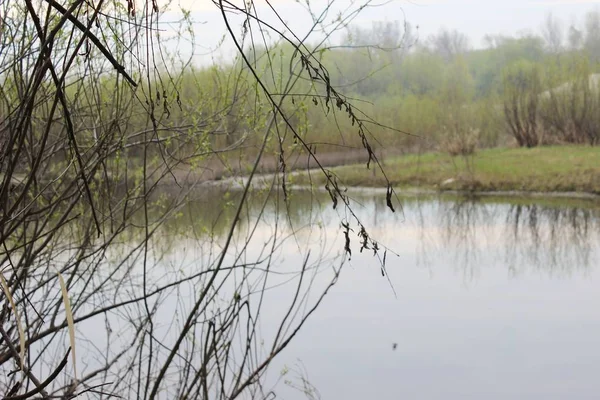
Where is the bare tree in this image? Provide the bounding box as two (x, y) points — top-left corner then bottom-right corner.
(568, 24), (584, 50)
(503, 61), (542, 148)
(0, 0), (396, 398)
(584, 9), (600, 60)
(429, 28), (469, 62)
(343, 20), (416, 53)
(541, 13), (563, 54)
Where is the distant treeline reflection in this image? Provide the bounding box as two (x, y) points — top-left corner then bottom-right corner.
(413, 196), (600, 276)
(109, 187), (600, 276)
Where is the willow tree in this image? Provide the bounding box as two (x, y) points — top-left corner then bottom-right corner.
(503, 60), (543, 148)
(0, 0), (397, 398)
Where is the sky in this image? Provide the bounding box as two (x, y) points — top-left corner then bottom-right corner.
(156, 0), (600, 64)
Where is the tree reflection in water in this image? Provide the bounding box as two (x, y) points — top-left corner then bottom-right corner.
(408, 195), (600, 278)
(504, 204), (597, 275)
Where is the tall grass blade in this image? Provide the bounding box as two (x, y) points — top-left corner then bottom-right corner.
(58, 272), (77, 382)
(0, 272), (25, 370)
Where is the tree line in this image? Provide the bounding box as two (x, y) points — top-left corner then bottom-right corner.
(207, 10), (600, 156)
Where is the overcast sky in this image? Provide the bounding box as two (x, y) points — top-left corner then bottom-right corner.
(158, 0), (600, 64)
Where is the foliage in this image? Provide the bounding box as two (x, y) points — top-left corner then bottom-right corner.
(301, 9), (600, 151)
(539, 56), (600, 145)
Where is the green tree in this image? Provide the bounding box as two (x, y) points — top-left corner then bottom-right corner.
(439, 57), (478, 156)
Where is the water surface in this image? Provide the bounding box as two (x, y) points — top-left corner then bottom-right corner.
(253, 193), (600, 400)
(63, 188), (600, 399)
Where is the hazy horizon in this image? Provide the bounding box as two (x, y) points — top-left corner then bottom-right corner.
(158, 0), (600, 65)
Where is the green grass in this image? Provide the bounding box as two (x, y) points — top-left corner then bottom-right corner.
(293, 146), (600, 194)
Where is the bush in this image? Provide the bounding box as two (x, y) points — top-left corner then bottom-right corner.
(502, 60), (543, 147)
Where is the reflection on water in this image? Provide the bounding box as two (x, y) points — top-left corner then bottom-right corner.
(246, 192), (600, 400)
(126, 188), (600, 399)
(160, 189), (600, 276)
(138, 188), (600, 399)
(503, 203), (597, 272)
(26, 185), (600, 400)
(408, 197), (600, 277)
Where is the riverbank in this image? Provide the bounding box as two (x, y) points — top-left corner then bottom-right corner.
(292, 146), (600, 195)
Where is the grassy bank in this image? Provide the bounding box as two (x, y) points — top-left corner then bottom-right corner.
(293, 146), (600, 194)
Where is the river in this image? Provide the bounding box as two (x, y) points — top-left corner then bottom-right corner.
(34, 186), (600, 399)
(258, 191), (600, 400)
